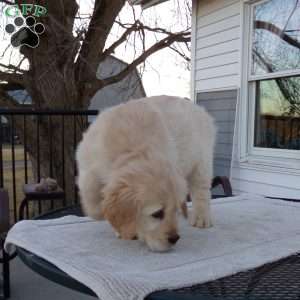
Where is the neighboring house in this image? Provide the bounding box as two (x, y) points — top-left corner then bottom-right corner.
(1, 56), (145, 124)
(8, 89), (32, 105)
(137, 0), (300, 199)
(0, 91), (32, 142)
(128, 0), (169, 9)
(89, 55), (146, 118)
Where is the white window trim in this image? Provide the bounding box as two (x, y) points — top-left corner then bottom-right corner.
(248, 69), (300, 82)
(239, 0), (300, 171)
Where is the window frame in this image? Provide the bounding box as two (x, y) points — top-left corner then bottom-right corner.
(240, 0), (300, 169)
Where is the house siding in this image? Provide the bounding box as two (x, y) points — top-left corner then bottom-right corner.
(197, 90), (237, 178)
(195, 0), (240, 92)
(193, 0), (300, 199)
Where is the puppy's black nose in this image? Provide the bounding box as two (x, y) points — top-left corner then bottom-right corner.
(168, 234), (180, 245)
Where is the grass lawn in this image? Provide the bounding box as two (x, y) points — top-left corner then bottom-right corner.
(2, 145), (26, 162)
(2, 146), (68, 222)
(4, 167), (34, 222)
(2, 146), (34, 222)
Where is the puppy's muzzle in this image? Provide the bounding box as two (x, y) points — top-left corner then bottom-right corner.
(168, 234), (180, 245)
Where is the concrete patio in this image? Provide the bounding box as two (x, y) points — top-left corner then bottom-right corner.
(10, 257), (95, 300)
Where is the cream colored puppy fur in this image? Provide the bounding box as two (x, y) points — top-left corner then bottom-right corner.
(76, 95), (215, 252)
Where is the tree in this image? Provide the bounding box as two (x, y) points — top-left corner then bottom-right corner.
(0, 0), (191, 203)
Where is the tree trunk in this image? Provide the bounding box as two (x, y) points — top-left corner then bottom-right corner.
(8, 0), (85, 204)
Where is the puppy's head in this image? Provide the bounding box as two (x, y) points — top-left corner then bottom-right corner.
(101, 161), (187, 252)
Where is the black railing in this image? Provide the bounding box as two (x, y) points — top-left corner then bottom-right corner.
(0, 109), (98, 223)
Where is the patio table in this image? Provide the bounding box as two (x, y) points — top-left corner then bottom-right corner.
(16, 203), (300, 300)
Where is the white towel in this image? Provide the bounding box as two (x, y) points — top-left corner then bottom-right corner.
(5, 194), (300, 300)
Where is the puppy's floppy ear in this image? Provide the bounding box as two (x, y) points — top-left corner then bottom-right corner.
(173, 168), (188, 219)
(101, 176), (138, 240)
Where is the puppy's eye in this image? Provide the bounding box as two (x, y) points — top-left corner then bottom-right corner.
(151, 209), (164, 219)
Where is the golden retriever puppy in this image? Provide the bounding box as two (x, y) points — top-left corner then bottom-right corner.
(76, 95), (215, 252)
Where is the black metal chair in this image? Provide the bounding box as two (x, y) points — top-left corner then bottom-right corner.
(211, 176), (233, 197)
(1, 182), (65, 299)
(0, 189), (12, 299)
(19, 183), (65, 221)
(186, 176), (233, 203)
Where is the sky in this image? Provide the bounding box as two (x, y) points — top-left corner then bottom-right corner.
(137, 3), (191, 98)
(0, 0), (191, 99)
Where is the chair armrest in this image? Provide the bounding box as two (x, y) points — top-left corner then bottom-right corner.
(211, 176), (233, 197)
(186, 176), (233, 202)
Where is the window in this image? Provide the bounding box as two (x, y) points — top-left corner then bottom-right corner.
(254, 76), (300, 150)
(242, 0), (300, 162)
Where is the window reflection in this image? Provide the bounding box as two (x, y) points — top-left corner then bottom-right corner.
(254, 76), (300, 150)
(252, 0), (300, 75)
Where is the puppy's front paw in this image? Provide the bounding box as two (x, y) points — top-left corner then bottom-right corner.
(190, 210), (213, 228)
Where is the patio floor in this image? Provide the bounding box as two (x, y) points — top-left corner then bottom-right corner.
(9, 257), (95, 300)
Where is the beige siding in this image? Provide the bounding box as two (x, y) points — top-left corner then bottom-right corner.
(195, 75), (239, 91)
(196, 50), (238, 70)
(197, 2), (240, 27)
(195, 0), (241, 92)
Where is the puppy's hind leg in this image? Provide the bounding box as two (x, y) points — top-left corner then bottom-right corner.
(188, 168), (213, 228)
(78, 172), (105, 220)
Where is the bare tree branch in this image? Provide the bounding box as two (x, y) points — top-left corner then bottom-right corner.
(83, 29), (190, 100)
(101, 31), (190, 87)
(169, 45), (191, 62)
(115, 20), (183, 36)
(100, 18), (190, 65)
(255, 20), (300, 50)
(99, 20), (140, 63)
(76, 0), (126, 82)
(2, 0), (191, 106)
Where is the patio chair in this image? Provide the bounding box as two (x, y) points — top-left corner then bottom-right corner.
(19, 183), (65, 221)
(0, 180), (65, 299)
(186, 176), (233, 202)
(211, 176), (233, 197)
